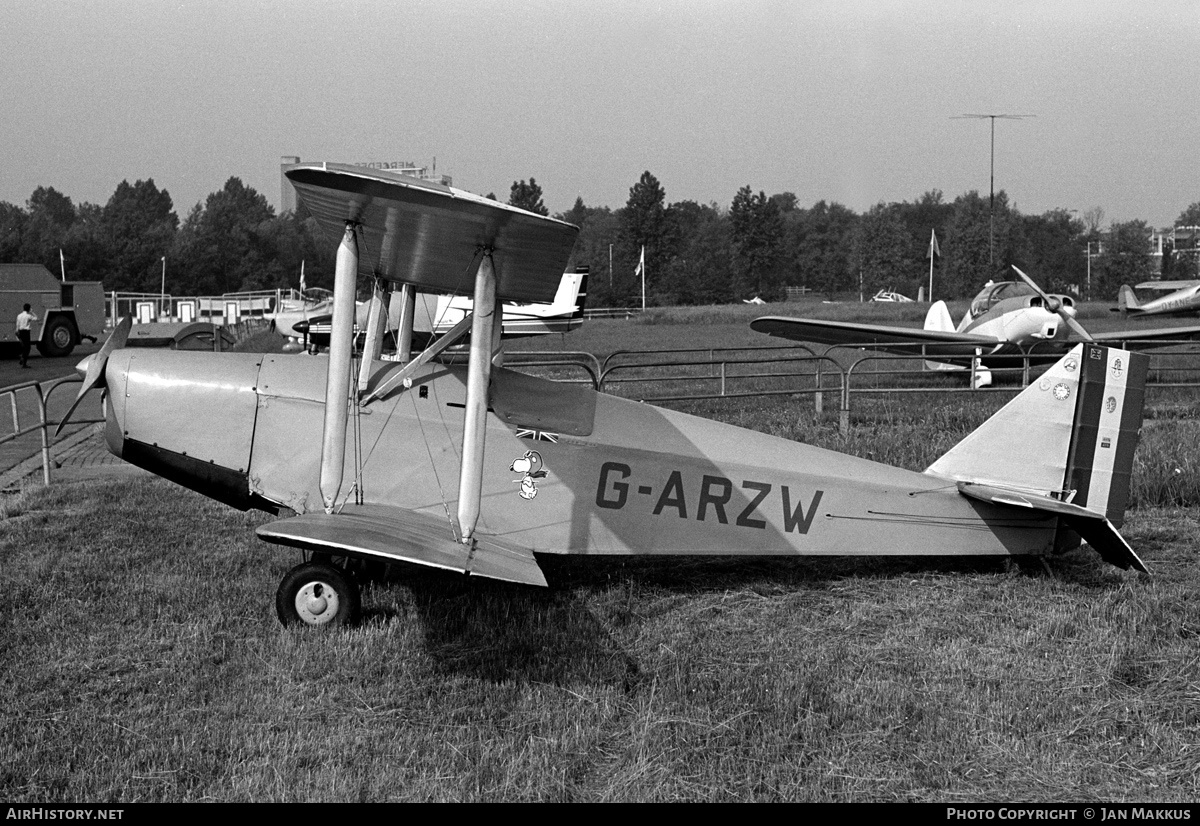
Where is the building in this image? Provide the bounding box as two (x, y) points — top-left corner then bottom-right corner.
(279, 156), (452, 215)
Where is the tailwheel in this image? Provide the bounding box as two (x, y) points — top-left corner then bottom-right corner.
(276, 561), (361, 628)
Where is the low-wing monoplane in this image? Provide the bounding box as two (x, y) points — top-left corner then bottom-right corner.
(291, 268), (587, 352)
(1115, 281), (1200, 318)
(60, 163), (1152, 629)
(753, 270), (1200, 386)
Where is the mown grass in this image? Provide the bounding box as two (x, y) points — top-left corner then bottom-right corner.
(5, 303), (1199, 802)
(2, 477), (1199, 802)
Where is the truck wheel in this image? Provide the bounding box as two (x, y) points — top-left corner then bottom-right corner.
(37, 317), (77, 358)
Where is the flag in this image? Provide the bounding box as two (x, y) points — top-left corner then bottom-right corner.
(300, 260), (307, 294)
(927, 229), (941, 260)
(59, 248), (66, 281)
(633, 246), (644, 278)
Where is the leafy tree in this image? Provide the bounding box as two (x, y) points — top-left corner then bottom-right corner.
(729, 186), (785, 300)
(851, 202), (913, 299)
(21, 186), (77, 270)
(99, 179), (178, 292)
(656, 200), (732, 305)
(789, 200), (857, 299)
(1176, 203), (1200, 227)
(0, 202), (27, 263)
(171, 177), (277, 295)
(555, 197), (621, 308)
(617, 171), (668, 306)
(508, 179), (548, 216)
(1013, 208), (1085, 295)
(943, 191), (995, 298)
(1093, 220), (1154, 297)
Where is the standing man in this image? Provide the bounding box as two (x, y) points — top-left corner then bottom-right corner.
(16, 303), (37, 368)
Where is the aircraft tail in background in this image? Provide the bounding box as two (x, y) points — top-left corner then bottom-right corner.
(926, 343), (1150, 571)
(922, 300), (992, 387)
(1117, 285), (1142, 314)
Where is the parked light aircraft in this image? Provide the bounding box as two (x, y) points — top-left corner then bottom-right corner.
(1116, 281), (1200, 318)
(59, 163), (1152, 628)
(754, 270), (1200, 387)
(291, 269), (587, 351)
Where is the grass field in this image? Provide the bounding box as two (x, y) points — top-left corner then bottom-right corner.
(4, 303), (1199, 802)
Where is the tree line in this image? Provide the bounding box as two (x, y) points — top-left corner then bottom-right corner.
(2, 172), (1198, 306)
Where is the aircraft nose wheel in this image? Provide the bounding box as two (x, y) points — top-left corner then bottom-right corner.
(276, 561), (361, 628)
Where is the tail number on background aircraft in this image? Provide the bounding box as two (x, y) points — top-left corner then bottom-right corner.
(594, 461), (823, 534)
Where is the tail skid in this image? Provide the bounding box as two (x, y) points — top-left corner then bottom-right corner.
(926, 343), (1149, 572)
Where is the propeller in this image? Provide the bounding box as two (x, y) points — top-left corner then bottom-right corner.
(54, 317), (133, 438)
(1011, 265), (1094, 342)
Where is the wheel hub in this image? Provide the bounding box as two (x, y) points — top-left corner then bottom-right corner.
(294, 581), (340, 625)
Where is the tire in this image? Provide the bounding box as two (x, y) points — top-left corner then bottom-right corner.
(37, 316), (77, 358)
(275, 561), (361, 628)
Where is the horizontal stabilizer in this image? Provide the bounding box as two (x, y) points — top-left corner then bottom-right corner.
(257, 504), (547, 587)
(957, 482), (1148, 573)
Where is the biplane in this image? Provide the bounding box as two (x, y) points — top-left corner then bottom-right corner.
(60, 163), (1152, 628)
(753, 272), (1200, 387)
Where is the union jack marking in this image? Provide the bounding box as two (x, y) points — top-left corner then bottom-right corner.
(516, 429), (559, 443)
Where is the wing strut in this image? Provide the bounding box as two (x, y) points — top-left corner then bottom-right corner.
(320, 222), (358, 512)
(457, 251), (497, 544)
(394, 282), (417, 363)
(356, 275), (387, 390)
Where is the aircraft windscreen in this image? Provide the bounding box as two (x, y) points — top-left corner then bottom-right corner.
(970, 281), (1036, 317)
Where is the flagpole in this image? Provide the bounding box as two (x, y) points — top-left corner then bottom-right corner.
(927, 229), (939, 301)
(640, 246), (646, 311)
(928, 233), (934, 301)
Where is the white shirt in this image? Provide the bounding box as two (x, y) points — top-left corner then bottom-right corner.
(16, 311), (36, 332)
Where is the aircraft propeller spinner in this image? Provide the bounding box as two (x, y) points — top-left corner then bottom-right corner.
(54, 316), (132, 438)
(1011, 265), (1094, 342)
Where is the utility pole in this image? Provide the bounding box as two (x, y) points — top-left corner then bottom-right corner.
(953, 113), (1034, 266)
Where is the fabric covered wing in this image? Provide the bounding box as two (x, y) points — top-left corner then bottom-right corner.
(750, 316), (1001, 358)
(257, 504), (547, 587)
(286, 163), (578, 304)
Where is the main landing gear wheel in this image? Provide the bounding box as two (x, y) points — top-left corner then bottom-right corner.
(276, 561), (361, 628)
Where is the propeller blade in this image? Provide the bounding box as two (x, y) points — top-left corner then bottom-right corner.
(53, 317), (132, 438)
(1010, 265), (1093, 342)
(1065, 313), (1095, 343)
(1011, 265), (1061, 312)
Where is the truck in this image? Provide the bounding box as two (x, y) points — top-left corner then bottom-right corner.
(0, 264), (105, 358)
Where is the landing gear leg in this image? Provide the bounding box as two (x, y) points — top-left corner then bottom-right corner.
(275, 561), (362, 628)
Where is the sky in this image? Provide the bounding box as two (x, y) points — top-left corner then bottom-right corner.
(3, 0), (1198, 229)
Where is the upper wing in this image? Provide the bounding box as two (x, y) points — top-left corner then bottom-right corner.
(285, 162), (579, 304)
(750, 316), (1004, 358)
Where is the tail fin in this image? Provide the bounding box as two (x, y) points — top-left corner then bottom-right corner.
(923, 300), (992, 387)
(1117, 284), (1141, 313)
(571, 267), (588, 321)
(923, 300), (955, 333)
(927, 343), (1148, 522)
(926, 344), (1149, 571)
